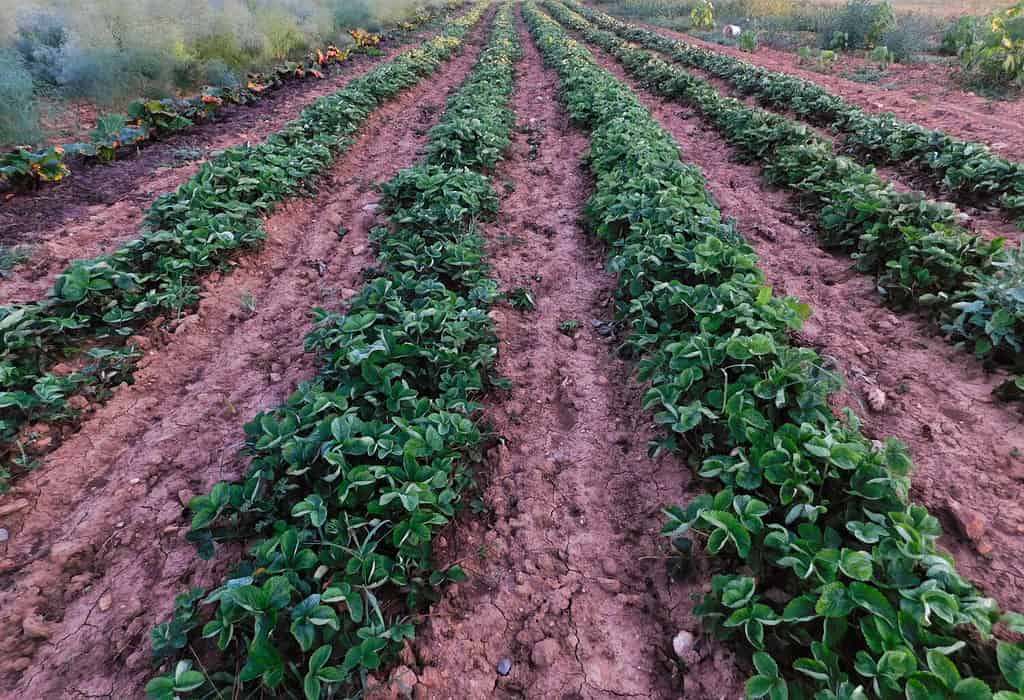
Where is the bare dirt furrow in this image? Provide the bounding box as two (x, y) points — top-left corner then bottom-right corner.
(0, 28), (490, 698)
(0, 19), (456, 303)
(675, 60), (1024, 246)
(575, 34), (1024, 614)
(386, 16), (742, 700)
(626, 18), (1024, 160)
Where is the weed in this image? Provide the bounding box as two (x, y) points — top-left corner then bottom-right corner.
(559, 318), (582, 335)
(506, 286), (536, 310)
(240, 293), (258, 315)
(0, 245), (32, 277)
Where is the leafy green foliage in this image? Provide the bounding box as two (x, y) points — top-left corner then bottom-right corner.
(146, 5), (519, 697)
(0, 4), (488, 489)
(0, 3), (455, 189)
(574, 1), (1024, 221)
(553, 0), (1024, 391)
(559, 318), (582, 335)
(526, 4), (1024, 699)
(506, 287), (536, 310)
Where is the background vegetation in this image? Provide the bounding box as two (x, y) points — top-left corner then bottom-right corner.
(594, 0), (1024, 91)
(0, 0), (446, 148)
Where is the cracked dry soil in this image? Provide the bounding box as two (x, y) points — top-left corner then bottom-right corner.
(367, 14), (742, 700)
(0, 20), (494, 697)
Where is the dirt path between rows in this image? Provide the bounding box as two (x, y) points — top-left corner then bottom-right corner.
(625, 18), (1024, 161)
(572, 32), (1024, 614)
(0, 19), (456, 304)
(0, 22), (491, 698)
(369, 15), (743, 700)
(673, 59), (1024, 246)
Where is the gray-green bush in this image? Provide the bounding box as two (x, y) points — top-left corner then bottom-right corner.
(0, 0), (448, 148)
(0, 48), (41, 146)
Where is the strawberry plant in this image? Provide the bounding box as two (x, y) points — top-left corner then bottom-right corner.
(564, 0), (1024, 223)
(0, 2), (492, 489)
(549, 0), (1024, 390)
(526, 4), (1024, 699)
(146, 5), (520, 697)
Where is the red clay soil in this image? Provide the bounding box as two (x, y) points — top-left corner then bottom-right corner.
(626, 19), (1024, 161)
(0, 20), (456, 304)
(0, 29), (489, 698)
(677, 61), (1024, 246)
(367, 16), (743, 700)
(578, 37), (1024, 614)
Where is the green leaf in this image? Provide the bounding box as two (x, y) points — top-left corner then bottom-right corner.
(849, 582), (897, 625)
(998, 643), (1024, 692)
(839, 549), (874, 581)
(816, 582), (855, 618)
(753, 651), (779, 678)
(927, 650), (961, 688)
(747, 675), (775, 698)
(953, 678), (993, 700)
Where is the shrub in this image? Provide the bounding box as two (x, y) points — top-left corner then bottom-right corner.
(58, 45), (175, 108)
(0, 49), (41, 147)
(880, 13), (935, 63)
(941, 15), (979, 55)
(958, 1), (1024, 92)
(691, 0), (715, 29)
(818, 0), (896, 50)
(14, 11), (68, 85)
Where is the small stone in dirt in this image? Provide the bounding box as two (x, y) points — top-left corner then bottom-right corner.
(269, 372), (282, 383)
(362, 202), (379, 214)
(0, 528), (8, 542)
(0, 498), (29, 517)
(497, 657), (513, 676)
(67, 395), (90, 411)
(22, 614), (52, 640)
(600, 558), (620, 577)
(866, 387), (886, 412)
(352, 244), (367, 256)
(597, 577), (622, 594)
(389, 665), (417, 697)
(127, 335), (152, 351)
(945, 499), (987, 542)
(177, 489), (194, 508)
(49, 540), (86, 566)
(531, 638), (560, 668)
(673, 630), (695, 659)
(98, 593), (113, 612)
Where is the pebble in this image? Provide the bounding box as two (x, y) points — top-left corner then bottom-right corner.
(22, 614), (52, 640)
(673, 630), (695, 659)
(531, 638), (560, 668)
(497, 657), (513, 676)
(866, 387), (886, 412)
(68, 395), (90, 411)
(98, 593), (113, 612)
(49, 541), (86, 566)
(945, 499), (987, 542)
(177, 489), (194, 507)
(0, 498), (29, 517)
(389, 665), (417, 697)
(0, 528), (8, 542)
(352, 244), (367, 256)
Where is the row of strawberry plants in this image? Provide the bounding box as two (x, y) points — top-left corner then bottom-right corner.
(0, 2), (461, 192)
(0, 2), (492, 492)
(571, 0), (1024, 223)
(525, 4), (1024, 700)
(145, 4), (519, 699)
(545, 0), (1024, 403)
